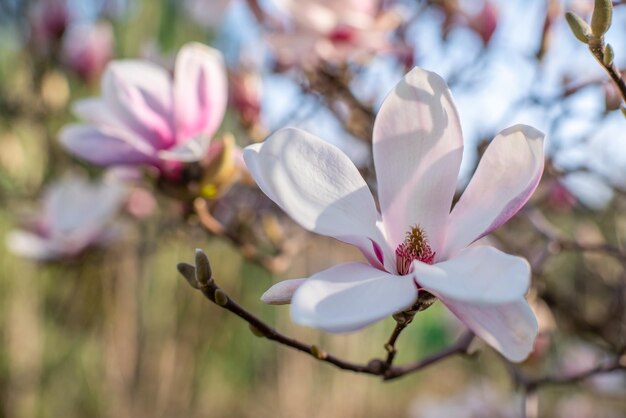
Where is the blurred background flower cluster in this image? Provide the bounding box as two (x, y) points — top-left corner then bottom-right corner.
(0, 0), (625, 417)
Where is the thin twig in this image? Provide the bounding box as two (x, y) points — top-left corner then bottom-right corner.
(525, 207), (626, 262)
(504, 355), (626, 392)
(177, 250), (475, 381)
(588, 37), (626, 103)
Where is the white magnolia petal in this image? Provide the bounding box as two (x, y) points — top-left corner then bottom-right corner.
(174, 43), (227, 142)
(44, 175), (126, 238)
(157, 135), (211, 162)
(373, 67), (463, 254)
(444, 125), (545, 258)
(291, 263), (418, 332)
(443, 297), (538, 362)
(243, 128), (393, 270)
(261, 278), (307, 305)
(413, 246), (530, 305)
(6, 230), (58, 260)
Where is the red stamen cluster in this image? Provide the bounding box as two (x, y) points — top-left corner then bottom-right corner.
(395, 225), (435, 275)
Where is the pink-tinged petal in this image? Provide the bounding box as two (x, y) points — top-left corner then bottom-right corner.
(60, 125), (157, 166)
(443, 125), (544, 258)
(412, 245), (530, 305)
(174, 43), (227, 143)
(373, 67), (463, 254)
(243, 128), (394, 271)
(157, 135), (211, 162)
(102, 60), (174, 148)
(443, 297), (538, 362)
(6, 230), (58, 260)
(261, 278), (307, 305)
(73, 98), (123, 128)
(291, 263), (417, 332)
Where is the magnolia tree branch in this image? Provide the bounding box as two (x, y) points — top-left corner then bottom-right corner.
(566, 1), (626, 108)
(525, 207), (626, 263)
(503, 355), (626, 395)
(193, 198), (296, 273)
(177, 249), (474, 381)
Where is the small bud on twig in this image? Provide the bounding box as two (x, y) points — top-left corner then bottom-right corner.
(177, 262), (200, 288)
(367, 359), (385, 374)
(214, 288), (229, 306)
(603, 43), (614, 66)
(195, 248), (212, 285)
(249, 324), (265, 338)
(565, 12), (591, 44)
(310, 345), (327, 360)
(591, 0), (612, 37)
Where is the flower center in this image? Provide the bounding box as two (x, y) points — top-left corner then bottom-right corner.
(328, 26), (355, 44)
(395, 225), (435, 275)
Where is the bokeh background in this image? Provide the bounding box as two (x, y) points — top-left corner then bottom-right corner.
(0, 0), (626, 417)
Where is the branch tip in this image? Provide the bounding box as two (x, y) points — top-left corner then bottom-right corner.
(177, 262), (200, 289)
(194, 249), (213, 284)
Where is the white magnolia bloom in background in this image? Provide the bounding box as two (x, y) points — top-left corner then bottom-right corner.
(268, 0), (403, 66)
(244, 67), (545, 361)
(6, 175), (127, 260)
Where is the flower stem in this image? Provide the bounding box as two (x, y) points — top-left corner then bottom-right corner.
(177, 250), (475, 381)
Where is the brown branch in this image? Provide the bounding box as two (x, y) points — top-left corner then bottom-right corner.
(525, 207), (626, 262)
(504, 355), (626, 392)
(305, 66), (375, 142)
(588, 38), (626, 104)
(383, 331), (475, 381)
(193, 198), (295, 273)
(177, 250), (474, 381)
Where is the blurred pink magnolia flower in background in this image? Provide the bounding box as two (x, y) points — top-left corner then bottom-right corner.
(60, 43), (227, 176)
(244, 67), (545, 361)
(268, 0), (403, 66)
(62, 21), (114, 81)
(230, 67), (264, 137)
(6, 174), (127, 261)
(28, 0), (71, 52)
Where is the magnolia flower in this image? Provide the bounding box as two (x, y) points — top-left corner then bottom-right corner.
(7, 175), (127, 260)
(60, 43), (227, 173)
(268, 0), (403, 66)
(28, 0), (71, 51)
(243, 67), (544, 361)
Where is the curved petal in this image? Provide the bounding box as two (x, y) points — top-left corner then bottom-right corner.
(44, 175), (126, 237)
(243, 128), (393, 271)
(261, 278), (307, 305)
(412, 246), (530, 305)
(443, 297), (538, 362)
(102, 60), (174, 149)
(59, 125), (157, 166)
(443, 125), (545, 258)
(73, 97), (125, 129)
(174, 43), (227, 143)
(6, 230), (58, 260)
(291, 263), (417, 332)
(373, 67), (463, 254)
